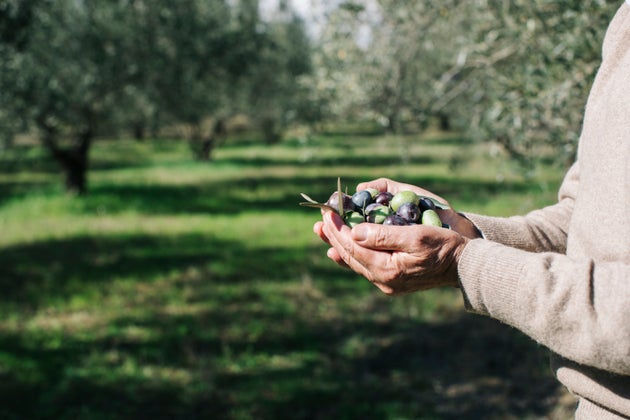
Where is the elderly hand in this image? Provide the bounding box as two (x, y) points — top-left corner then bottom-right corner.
(312, 178), (480, 295)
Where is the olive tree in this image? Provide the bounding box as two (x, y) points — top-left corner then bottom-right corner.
(0, 0), (310, 192)
(299, 2), (374, 126)
(444, 0), (619, 169)
(0, 0), (145, 193)
(236, 0), (313, 144)
(306, 0), (618, 168)
(376, 0), (618, 167)
(302, 1), (467, 132)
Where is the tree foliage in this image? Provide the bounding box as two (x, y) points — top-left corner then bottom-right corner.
(0, 0), (312, 192)
(446, 0), (619, 168)
(306, 0), (619, 168)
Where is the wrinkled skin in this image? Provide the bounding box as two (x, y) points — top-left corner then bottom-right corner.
(313, 178), (482, 296)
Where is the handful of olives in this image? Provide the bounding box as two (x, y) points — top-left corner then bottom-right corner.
(300, 178), (451, 229)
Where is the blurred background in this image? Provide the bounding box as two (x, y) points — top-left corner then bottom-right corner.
(0, 0), (619, 418)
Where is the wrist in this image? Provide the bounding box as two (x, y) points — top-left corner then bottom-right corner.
(443, 234), (470, 288)
(450, 212), (483, 239)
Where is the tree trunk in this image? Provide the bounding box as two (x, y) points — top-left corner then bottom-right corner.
(438, 112), (451, 131)
(196, 118), (226, 161)
(42, 126), (92, 195)
(132, 122), (145, 141)
(261, 117), (281, 145)
(60, 150), (89, 195)
(386, 112), (399, 133)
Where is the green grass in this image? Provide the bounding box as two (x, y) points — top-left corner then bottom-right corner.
(0, 132), (573, 419)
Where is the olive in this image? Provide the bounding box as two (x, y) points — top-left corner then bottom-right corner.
(363, 202), (381, 218)
(390, 190), (420, 212)
(366, 188), (380, 198)
(419, 196), (437, 211)
(421, 209), (442, 227)
(396, 202), (421, 223)
(301, 180), (451, 230)
(326, 191), (356, 213)
(351, 190), (373, 211)
(345, 211), (365, 228)
(366, 204), (390, 224)
(383, 214), (409, 226)
(374, 191), (394, 206)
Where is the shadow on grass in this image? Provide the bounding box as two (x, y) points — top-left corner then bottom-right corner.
(0, 231), (568, 419)
(0, 233), (307, 307)
(0, 305), (565, 419)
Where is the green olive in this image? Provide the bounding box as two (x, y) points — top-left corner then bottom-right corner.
(366, 188), (380, 198)
(421, 209), (442, 227)
(345, 211), (365, 228)
(366, 204), (390, 224)
(390, 190), (420, 212)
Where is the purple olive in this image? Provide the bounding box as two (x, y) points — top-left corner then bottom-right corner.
(418, 197), (437, 211)
(351, 190), (373, 211)
(383, 214), (409, 226)
(396, 202), (421, 223)
(326, 191), (356, 213)
(363, 202), (381, 218)
(374, 191), (394, 206)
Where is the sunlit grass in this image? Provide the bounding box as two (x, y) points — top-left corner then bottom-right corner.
(0, 131), (570, 419)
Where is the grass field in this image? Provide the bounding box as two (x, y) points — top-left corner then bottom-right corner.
(0, 131), (575, 419)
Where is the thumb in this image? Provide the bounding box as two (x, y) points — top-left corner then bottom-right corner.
(351, 223), (408, 251)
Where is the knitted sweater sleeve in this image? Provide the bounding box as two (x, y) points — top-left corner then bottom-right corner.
(463, 162), (578, 254)
(457, 162), (630, 376)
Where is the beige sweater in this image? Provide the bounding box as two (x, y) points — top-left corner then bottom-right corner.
(458, 2), (630, 418)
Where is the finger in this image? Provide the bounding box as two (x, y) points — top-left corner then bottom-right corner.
(313, 221), (331, 245)
(321, 212), (373, 276)
(315, 220), (349, 267)
(356, 179), (447, 204)
(356, 178), (392, 193)
(326, 247), (348, 267)
(321, 211), (393, 279)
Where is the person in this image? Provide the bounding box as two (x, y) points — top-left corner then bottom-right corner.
(313, 2), (630, 419)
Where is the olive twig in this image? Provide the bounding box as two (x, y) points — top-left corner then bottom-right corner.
(336, 177), (343, 216)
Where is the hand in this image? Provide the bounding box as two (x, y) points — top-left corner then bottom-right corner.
(315, 210), (469, 295)
(356, 178), (482, 239)
(312, 178), (480, 295)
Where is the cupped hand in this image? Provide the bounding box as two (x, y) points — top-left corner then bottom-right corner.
(356, 178), (483, 239)
(357, 178), (439, 198)
(318, 210), (470, 295)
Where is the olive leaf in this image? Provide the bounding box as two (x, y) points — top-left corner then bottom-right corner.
(299, 193), (338, 213)
(299, 177), (346, 214)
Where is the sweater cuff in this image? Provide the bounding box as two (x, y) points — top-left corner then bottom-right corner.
(461, 213), (531, 248)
